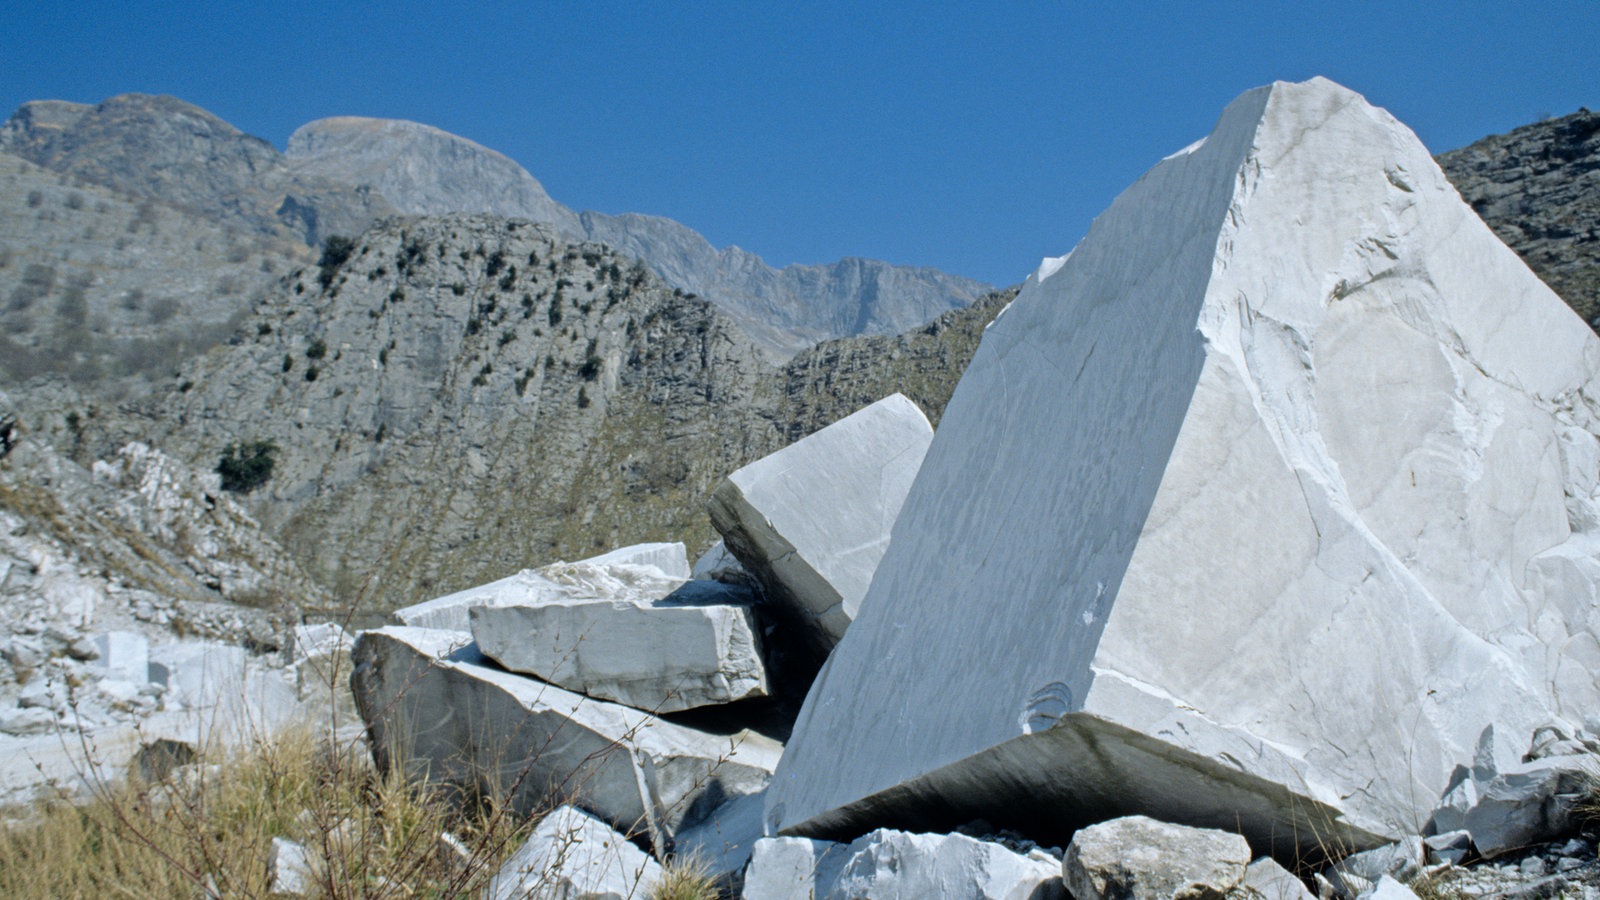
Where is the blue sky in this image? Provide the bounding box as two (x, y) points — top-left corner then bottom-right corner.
(5, 2), (1595, 287)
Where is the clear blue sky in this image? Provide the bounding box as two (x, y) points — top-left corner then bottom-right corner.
(5, 2), (1595, 287)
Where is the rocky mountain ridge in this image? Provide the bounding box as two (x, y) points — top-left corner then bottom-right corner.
(1, 94), (992, 358)
(285, 114), (994, 355)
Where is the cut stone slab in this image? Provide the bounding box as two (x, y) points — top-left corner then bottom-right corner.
(488, 805), (664, 900)
(740, 830), (1064, 900)
(767, 77), (1600, 860)
(471, 587), (767, 713)
(1063, 816), (1250, 900)
(708, 393), (932, 669)
(391, 542), (689, 632)
(350, 626), (781, 851)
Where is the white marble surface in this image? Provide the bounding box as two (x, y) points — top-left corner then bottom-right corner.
(767, 78), (1600, 853)
(709, 393), (931, 658)
(471, 594), (767, 713)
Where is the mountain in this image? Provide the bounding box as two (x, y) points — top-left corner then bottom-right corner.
(1437, 108), (1600, 326)
(1, 94), (989, 359)
(284, 117), (580, 233)
(286, 116), (993, 354)
(0, 94), (391, 247)
(100, 212), (1011, 611)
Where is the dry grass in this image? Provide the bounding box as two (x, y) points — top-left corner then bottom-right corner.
(649, 854), (720, 900)
(0, 724), (532, 899)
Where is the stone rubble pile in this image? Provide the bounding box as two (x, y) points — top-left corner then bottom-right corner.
(339, 80), (1600, 898)
(345, 394), (938, 894)
(0, 621), (352, 806)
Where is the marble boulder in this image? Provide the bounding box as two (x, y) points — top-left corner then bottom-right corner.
(766, 78), (1600, 859)
(349, 626), (780, 852)
(471, 583), (768, 713)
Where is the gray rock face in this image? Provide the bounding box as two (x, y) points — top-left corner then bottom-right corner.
(709, 393), (932, 669)
(766, 79), (1600, 857)
(741, 830), (1064, 900)
(349, 626), (781, 851)
(1063, 816), (1251, 900)
(1438, 108), (1600, 328)
(152, 217), (787, 610)
(488, 805), (663, 900)
(287, 117), (581, 236)
(0, 149), (305, 398)
(471, 593), (768, 713)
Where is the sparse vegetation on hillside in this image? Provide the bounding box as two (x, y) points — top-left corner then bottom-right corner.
(317, 234), (356, 289)
(216, 439), (279, 494)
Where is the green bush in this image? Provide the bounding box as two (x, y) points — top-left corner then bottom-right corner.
(216, 439), (279, 493)
(317, 235), (355, 289)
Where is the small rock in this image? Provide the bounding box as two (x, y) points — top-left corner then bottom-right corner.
(488, 806), (663, 900)
(1331, 836), (1424, 885)
(269, 836), (317, 896)
(1521, 857), (1549, 878)
(742, 837), (848, 900)
(65, 637), (100, 661)
(17, 678), (57, 709)
(1063, 816), (1251, 900)
(1423, 830), (1474, 866)
(1368, 876), (1420, 900)
(1243, 858), (1316, 900)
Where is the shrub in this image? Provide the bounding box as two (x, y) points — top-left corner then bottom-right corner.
(317, 235), (356, 288)
(579, 355), (602, 382)
(306, 338), (327, 360)
(216, 439), (279, 493)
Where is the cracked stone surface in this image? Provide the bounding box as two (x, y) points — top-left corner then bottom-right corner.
(767, 78), (1600, 859)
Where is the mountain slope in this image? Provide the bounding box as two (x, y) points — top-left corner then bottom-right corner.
(143, 216), (787, 605)
(0, 148), (306, 399)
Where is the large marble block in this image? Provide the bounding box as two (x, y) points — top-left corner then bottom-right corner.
(708, 393), (932, 668)
(766, 78), (1600, 859)
(349, 626), (780, 852)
